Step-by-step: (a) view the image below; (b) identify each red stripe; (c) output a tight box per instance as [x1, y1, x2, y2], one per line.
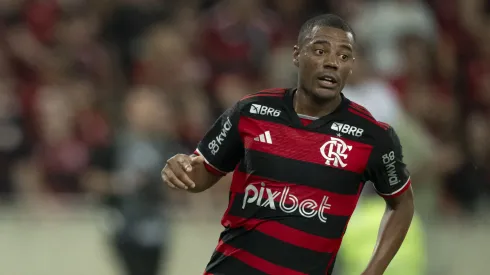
[299, 118, 314, 126]
[194, 150, 226, 176]
[215, 241, 307, 275]
[349, 102, 374, 118]
[326, 183, 364, 273]
[221, 193, 237, 227]
[241, 92, 284, 101]
[231, 171, 360, 216]
[348, 107, 389, 130]
[238, 117, 373, 174]
[225, 215, 342, 253]
[376, 121, 390, 130]
[204, 162, 225, 176]
[259, 88, 287, 94]
[379, 179, 412, 199]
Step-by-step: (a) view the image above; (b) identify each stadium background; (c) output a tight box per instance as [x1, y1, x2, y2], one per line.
[0, 0, 489, 274]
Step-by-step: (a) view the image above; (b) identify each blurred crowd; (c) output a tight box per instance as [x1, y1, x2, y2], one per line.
[1, 0, 490, 219]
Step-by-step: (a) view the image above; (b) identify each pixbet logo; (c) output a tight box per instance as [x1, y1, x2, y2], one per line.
[331, 122, 364, 137]
[382, 151, 400, 186]
[320, 137, 352, 168]
[208, 117, 232, 155]
[242, 183, 331, 223]
[249, 104, 281, 117]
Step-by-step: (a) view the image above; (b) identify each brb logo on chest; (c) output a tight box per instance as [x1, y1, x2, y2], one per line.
[331, 122, 364, 137]
[208, 117, 232, 155]
[320, 137, 352, 168]
[250, 104, 281, 117]
[242, 183, 331, 223]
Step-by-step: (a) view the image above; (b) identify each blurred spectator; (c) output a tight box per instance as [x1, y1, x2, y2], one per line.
[35, 80, 89, 195]
[343, 49, 402, 125]
[467, 32, 490, 110]
[391, 34, 457, 142]
[87, 87, 184, 275]
[441, 111, 490, 215]
[267, 0, 310, 43]
[55, 12, 115, 104]
[0, 75, 27, 202]
[350, 0, 437, 77]
[102, 0, 171, 80]
[134, 24, 212, 146]
[199, 0, 282, 90]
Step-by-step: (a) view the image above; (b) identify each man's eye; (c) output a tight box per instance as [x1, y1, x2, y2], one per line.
[340, 54, 350, 61]
[315, 49, 325, 55]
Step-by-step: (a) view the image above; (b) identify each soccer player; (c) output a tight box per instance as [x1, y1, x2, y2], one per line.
[161, 14, 415, 275]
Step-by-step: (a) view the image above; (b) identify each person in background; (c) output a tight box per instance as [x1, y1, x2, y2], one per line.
[87, 87, 185, 275]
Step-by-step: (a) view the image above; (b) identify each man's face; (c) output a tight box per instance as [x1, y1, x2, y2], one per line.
[293, 26, 355, 101]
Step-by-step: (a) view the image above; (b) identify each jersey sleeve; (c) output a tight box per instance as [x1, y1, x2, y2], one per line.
[194, 103, 244, 176]
[365, 126, 411, 198]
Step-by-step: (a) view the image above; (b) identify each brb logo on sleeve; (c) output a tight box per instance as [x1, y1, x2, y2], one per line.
[208, 117, 232, 155]
[242, 183, 331, 223]
[250, 104, 281, 117]
[320, 137, 352, 168]
[382, 151, 400, 185]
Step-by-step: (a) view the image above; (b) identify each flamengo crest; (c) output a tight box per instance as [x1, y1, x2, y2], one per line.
[320, 137, 352, 168]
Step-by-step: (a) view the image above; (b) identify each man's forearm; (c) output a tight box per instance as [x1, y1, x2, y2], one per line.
[363, 197, 414, 274]
[186, 154, 222, 193]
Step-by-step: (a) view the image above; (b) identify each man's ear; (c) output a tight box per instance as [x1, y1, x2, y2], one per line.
[293, 45, 300, 67]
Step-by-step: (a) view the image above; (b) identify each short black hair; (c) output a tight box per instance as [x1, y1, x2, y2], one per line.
[297, 14, 355, 46]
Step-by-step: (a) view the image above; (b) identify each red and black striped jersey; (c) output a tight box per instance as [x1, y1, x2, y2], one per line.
[195, 88, 411, 275]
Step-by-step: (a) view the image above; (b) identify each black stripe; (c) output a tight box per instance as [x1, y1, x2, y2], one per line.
[228, 193, 350, 239]
[206, 251, 268, 275]
[220, 227, 332, 274]
[239, 149, 363, 195]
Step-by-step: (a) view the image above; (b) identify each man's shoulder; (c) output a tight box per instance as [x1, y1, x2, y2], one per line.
[238, 88, 288, 103]
[235, 88, 289, 112]
[342, 98, 396, 140]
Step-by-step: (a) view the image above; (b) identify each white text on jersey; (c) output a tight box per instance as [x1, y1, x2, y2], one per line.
[250, 104, 281, 117]
[331, 122, 364, 137]
[382, 151, 400, 185]
[208, 117, 232, 155]
[242, 183, 331, 223]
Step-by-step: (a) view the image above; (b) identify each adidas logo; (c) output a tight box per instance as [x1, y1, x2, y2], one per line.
[254, 131, 273, 144]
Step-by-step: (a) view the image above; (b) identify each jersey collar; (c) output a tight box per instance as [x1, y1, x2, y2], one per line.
[283, 88, 350, 129]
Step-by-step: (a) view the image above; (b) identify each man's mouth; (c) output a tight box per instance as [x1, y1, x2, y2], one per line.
[317, 74, 339, 88]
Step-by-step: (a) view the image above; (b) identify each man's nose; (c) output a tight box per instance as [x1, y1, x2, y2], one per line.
[323, 54, 339, 70]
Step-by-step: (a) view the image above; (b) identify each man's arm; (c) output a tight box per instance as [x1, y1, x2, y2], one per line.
[363, 125, 414, 274]
[162, 153, 223, 193]
[162, 103, 243, 193]
[362, 187, 415, 275]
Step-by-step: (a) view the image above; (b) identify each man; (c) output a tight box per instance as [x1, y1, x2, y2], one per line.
[162, 14, 414, 275]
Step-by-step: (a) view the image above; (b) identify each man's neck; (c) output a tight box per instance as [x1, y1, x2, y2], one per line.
[293, 88, 342, 118]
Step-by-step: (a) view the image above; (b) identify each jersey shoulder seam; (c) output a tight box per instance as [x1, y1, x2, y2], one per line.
[239, 88, 287, 102]
[347, 101, 390, 131]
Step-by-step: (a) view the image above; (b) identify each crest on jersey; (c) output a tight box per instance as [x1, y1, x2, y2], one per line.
[320, 137, 352, 168]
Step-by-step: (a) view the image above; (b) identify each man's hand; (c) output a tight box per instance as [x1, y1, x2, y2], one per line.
[161, 154, 205, 190]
